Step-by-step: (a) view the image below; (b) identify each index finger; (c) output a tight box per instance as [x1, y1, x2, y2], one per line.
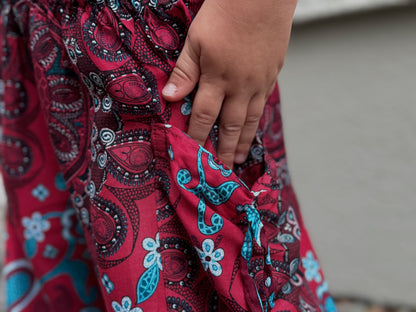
[187, 82, 224, 147]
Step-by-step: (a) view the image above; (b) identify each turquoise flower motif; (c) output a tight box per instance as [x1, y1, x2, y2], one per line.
[143, 232, 163, 271]
[101, 273, 114, 294]
[301, 251, 322, 283]
[195, 238, 224, 277]
[31, 184, 49, 202]
[22, 212, 50, 242]
[112, 296, 142, 312]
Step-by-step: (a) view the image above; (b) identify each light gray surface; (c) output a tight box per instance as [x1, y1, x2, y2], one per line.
[279, 6, 416, 306]
[294, 0, 412, 22]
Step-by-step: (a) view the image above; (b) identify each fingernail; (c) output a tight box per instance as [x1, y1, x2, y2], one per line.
[162, 83, 177, 97]
[235, 154, 246, 164]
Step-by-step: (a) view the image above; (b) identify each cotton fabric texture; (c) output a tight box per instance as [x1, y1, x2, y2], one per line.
[0, 0, 336, 311]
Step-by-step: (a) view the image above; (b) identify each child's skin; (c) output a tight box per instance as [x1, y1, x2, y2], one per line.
[162, 0, 297, 169]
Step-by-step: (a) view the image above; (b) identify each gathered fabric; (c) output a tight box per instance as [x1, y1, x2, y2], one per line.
[0, 0, 336, 311]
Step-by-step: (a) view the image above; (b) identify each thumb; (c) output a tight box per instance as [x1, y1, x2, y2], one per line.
[162, 37, 200, 101]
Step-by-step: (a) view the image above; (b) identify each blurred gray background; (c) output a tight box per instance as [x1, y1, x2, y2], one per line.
[1, 0, 416, 310]
[280, 1, 416, 309]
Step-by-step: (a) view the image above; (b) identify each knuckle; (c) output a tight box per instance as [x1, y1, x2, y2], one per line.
[245, 114, 261, 126]
[193, 109, 217, 126]
[220, 122, 243, 135]
[172, 65, 194, 83]
[242, 75, 262, 90]
[242, 74, 255, 85]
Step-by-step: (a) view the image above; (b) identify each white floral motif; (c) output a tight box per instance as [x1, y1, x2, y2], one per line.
[111, 296, 142, 312]
[142, 232, 163, 270]
[22, 212, 50, 242]
[195, 238, 224, 277]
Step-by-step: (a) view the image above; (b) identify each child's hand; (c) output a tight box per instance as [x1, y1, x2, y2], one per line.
[162, 0, 297, 169]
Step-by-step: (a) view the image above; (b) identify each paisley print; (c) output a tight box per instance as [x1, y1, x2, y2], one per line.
[31, 27, 59, 70]
[82, 6, 132, 66]
[49, 77, 84, 113]
[106, 74, 153, 105]
[91, 196, 128, 258]
[0, 0, 336, 311]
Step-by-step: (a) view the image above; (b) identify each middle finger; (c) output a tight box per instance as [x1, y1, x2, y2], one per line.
[217, 95, 248, 169]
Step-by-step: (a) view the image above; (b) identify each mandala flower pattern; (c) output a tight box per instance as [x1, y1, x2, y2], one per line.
[143, 232, 163, 271]
[195, 238, 224, 277]
[21, 212, 51, 242]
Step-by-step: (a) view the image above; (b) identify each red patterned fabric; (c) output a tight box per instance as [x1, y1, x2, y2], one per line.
[0, 0, 336, 311]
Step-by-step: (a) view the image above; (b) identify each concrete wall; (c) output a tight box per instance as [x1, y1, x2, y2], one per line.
[279, 5, 416, 307]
